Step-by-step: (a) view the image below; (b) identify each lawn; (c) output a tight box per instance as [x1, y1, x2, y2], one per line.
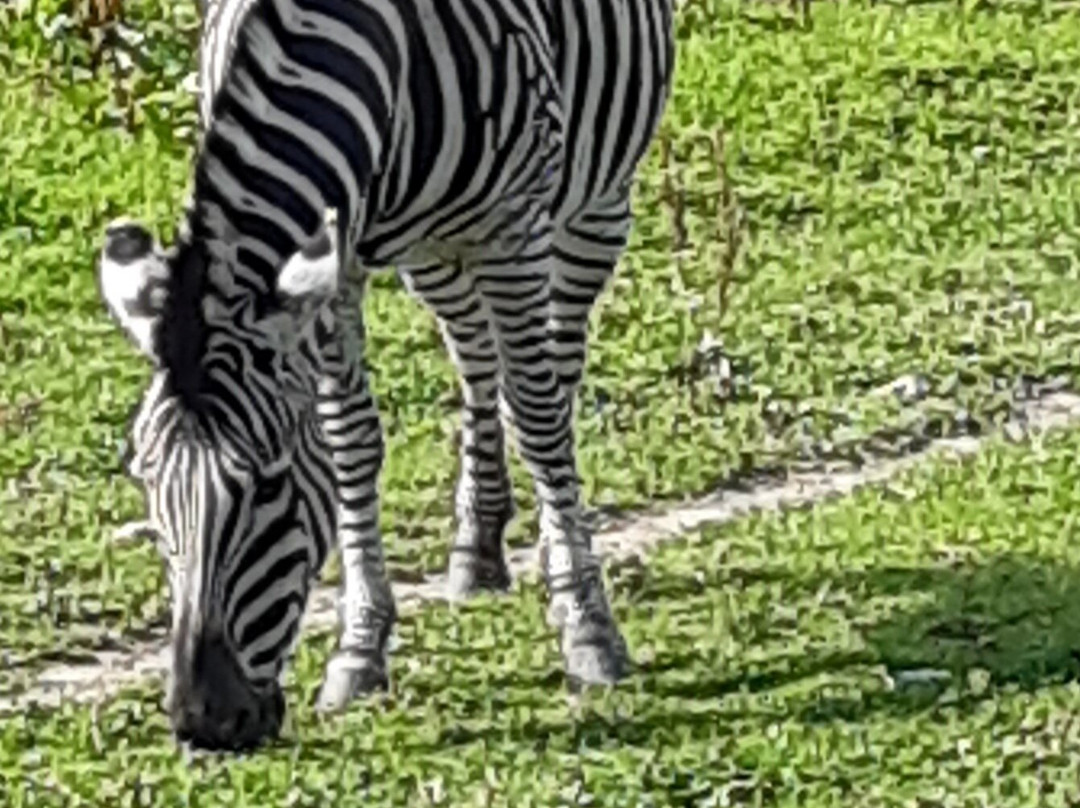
[7, 411, 1080, 805]
[5, 0, 1080, 674]
[3, 0, 1080, 799]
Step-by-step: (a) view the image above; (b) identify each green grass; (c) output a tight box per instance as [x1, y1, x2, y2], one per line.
[8, 417, 1080, 804]
[3, 0, 1080, 688]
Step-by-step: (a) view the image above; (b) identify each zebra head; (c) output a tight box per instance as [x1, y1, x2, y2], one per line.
[97, 208, 344, 750]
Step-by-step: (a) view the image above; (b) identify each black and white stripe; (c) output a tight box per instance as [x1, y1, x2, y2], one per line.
[100, 0, 674, 748]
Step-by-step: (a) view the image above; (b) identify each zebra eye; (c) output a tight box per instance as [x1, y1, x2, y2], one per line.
[123, 436, 155, 481]
[128, 457, 161, 489]
[127, 439, 173, 487]
[126, 455, 147, 482]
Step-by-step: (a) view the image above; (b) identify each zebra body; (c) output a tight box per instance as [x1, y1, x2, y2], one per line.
[98, 0, 674, 749]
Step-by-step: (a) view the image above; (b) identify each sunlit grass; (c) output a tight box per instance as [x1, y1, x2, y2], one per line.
[8, 420, 1080, 805]
[3, 0, 1080, 688]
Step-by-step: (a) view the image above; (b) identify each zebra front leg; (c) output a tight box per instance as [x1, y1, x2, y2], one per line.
[478, 251, 630, 686]
[313, 293, 397, 713]
[400, 262, 514, 600]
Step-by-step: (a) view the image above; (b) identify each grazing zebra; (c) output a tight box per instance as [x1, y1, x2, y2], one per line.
[97, 0, 674, 750]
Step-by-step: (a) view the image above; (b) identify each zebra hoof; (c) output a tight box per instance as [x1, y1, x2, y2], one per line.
[561, 621, 631, 688]
[314, 651, 389, 714]
[445, 549, 513, 602]
[564, 638, 631, 688]
[549, 578, 631, 688]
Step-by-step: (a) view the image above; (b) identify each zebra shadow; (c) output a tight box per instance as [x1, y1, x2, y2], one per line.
[406, 551, 1080, 752]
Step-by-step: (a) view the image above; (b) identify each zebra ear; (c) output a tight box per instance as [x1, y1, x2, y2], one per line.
[98, 220, 170, 363]
[275, 207, 342, 322]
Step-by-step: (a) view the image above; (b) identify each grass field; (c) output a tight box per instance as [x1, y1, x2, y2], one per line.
[8, 412, 1080, 805]
[4, 0, 1080, 802]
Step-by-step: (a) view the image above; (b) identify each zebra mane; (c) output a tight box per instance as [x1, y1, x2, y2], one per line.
[159, 223, 210, 414]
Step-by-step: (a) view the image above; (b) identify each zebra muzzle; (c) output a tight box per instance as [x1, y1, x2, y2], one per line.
[168, 631, 285, 751]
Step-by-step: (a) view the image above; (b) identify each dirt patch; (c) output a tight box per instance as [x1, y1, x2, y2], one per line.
[3, 390, 1079, 714]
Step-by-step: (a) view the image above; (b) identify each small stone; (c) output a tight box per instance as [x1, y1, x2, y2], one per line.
[966, 668, 991, 696]
[1002, 421, 1027, 444]
[893, 668, 951, 689]
[879, 373, 930, 405]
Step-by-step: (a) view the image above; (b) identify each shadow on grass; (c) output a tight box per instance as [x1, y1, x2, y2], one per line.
[75, 535, 1080, 769]
[412, 551, 1080, 753]
[655, 554, 1080, 698]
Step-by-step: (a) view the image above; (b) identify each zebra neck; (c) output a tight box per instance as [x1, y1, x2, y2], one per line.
[186, 0, 402, 288]
[176, 194, 301, 302]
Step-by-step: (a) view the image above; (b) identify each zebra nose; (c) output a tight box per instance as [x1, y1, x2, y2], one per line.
[169, 633, 280, 751]
[173, 701, 263, 751]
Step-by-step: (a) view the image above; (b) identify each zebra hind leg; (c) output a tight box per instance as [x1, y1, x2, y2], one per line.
[313, 291, 398, 713]
[477, 246, 630, 687]
[550, 195, 631, 406]
[399, 262, 515, 600]
[538, 198, 633, 685]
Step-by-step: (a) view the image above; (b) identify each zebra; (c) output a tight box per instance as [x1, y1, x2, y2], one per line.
[97, 0, 675, 750]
